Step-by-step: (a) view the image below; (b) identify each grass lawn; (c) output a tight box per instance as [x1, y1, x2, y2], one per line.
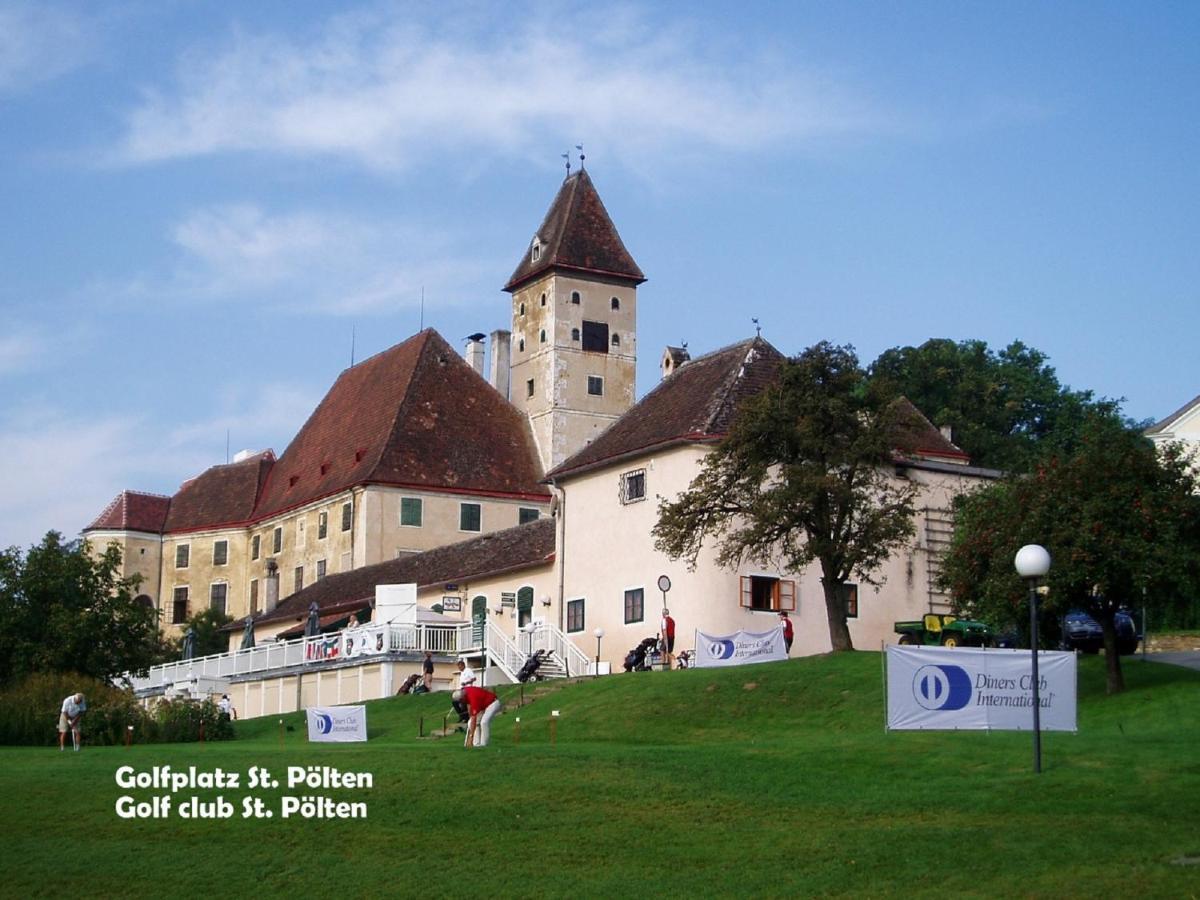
[2, 652, 1198, 898]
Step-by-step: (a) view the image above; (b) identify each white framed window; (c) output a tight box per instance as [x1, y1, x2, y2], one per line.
[518, 507, 540, 525]
[272, 527, 283, 554]
[624, 587, 645, 624]
[566, 597, 586, 633]
[294, 566, 304, 593]
[175, 544, 190, 569]
[251, 535, 260, 560]
[400, 497, 423, 527]
[587, 376, 604, 396]
[342, 502, 353, 532]
[209, 583, 228, 616]
[318, 511, 328, 539]
[620, 469, 646, 504]
[460, 502, 482, 532]
[213, 540, 228, 566]
[317, 559, 327, 580]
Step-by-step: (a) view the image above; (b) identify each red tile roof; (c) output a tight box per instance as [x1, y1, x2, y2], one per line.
[84, 490, 172, 534]
[164, 451, 275, 532]
[547, 337, 970, 481]
[504, 169, 645, 292]
[253, 329, 549, 520]
[548, 337, 785, 480]
[244, 517, 556, 627]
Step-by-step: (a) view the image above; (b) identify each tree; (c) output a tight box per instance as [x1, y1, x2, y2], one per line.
[868, 338, 1124, 473]
[653, 343, 920, 651]
[0, 532, 170, 686]
[173, 608, 233, 659]
[940, 414, 1200, 694]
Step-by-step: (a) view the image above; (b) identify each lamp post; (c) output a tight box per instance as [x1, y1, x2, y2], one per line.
[593, 627, 605, 677]
[1015, 544, 1051, 774]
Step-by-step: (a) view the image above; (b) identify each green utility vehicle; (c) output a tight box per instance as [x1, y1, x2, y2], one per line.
[894, 613, 993, 648]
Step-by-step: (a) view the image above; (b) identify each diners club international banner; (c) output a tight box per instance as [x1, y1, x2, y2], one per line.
[886, 645, 1077, 732]
[693, 628, 788, 668]
[306, 705, 369, 742]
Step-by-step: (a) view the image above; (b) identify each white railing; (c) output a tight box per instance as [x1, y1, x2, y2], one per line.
[528, 622, 592, 678]
[485, 622, 524, 683]
[124, 622, 482, 694]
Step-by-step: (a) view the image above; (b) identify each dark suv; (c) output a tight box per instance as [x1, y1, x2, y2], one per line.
[1061, 609, 1139, 655]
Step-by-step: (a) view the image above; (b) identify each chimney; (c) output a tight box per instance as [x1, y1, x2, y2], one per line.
[661, 345, 691, 380]
[264, 561, 280, 613]
[489, 329, 511, 399]
[939, 425, 953, 442]
[464, 333, 486, 375]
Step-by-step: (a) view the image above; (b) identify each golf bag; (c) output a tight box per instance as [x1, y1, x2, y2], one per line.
[623, 637, 658, 672]
[675, 650, 694, 669]
[517, 649, 548, 683]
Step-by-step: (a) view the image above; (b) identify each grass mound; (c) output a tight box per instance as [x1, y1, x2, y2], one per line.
[2, 653, 1197, 897]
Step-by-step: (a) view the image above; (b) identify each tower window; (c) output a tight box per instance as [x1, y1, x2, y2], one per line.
[581, 320, 609, 354]
[571, 328, 580, 341]
[519, 302, 525, 316]
[526, 379, 534, 398]
[611, 334, 621, 347]
[540, 293, 546, 307]
[587, 376, 604, 396]
[519, 338, 525, 352]
[611, 297, 620, 310]
[539, 329, 546, 343]
[571, 291, 581, 304]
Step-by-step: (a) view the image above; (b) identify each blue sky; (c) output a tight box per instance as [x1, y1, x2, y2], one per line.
[2, 1, 1197, 551]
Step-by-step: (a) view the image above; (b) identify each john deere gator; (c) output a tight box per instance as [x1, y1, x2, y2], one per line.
[894, 613, 992, 648]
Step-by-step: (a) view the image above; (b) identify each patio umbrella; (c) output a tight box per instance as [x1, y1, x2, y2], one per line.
[181, 627, 196, 660]
[240, 615, 256, 650]
[304, 601, 321, 638]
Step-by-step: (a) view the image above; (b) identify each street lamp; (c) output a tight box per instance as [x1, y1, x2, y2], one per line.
[592, 627, 605, 677]
[1015, 544, 1051, 774]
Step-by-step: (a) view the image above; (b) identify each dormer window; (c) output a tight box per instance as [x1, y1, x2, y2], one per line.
[531, 239, 542, 263]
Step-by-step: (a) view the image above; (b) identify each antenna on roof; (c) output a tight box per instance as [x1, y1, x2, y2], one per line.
[420, 286, 425, 331]
[225, 429, 230, 464]
[350, 325, 356, 367]
[562, 151, 570, 176]
[752, 317, 761, 338]
[576, 144, 585, 169]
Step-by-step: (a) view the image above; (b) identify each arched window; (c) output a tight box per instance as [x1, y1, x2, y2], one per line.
[611, 333, 620, 347]
[518, 338, 525, 352]
[539, 329, 546, 343]
[571, 328, 580, 341]
[571, 291, 581, 304]
[611, 297, 620, 310]
[519, 302, 525, 316]
[540, 293, 547, 307]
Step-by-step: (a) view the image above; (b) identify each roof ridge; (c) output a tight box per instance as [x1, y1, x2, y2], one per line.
[701, 337, 782, 434]
[1147, 392, 1200, 434]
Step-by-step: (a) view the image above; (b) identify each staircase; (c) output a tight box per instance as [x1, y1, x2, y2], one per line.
[923, 507, 956, 615]
[481, 620, 590, 683]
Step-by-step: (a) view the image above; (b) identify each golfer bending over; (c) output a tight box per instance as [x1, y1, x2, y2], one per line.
[58, 692, 86, 751]
[453, 685, 501, 748]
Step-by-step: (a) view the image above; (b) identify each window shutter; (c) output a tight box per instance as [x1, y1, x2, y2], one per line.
[739, 576, 752, 608]
[778, 579, 796, 611]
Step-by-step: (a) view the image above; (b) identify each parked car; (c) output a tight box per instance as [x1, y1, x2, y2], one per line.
[1061, 609, 1140, 655]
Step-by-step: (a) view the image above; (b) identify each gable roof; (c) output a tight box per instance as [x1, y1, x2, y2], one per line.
[547, 337, 970, 482]
[504, 169, 645, 292]
[84, 490, 172, 534]
[252, 329, 549, 520]
[547, 337, 785, 480]
[1146, 393, 1200, 436]
[244, 517, 556, 627]
[164, 451, 275, 533]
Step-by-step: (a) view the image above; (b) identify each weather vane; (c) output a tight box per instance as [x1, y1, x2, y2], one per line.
[576, 143, 585, 169]
[752, 317, 761, 337]
[562, 151, 570, 176]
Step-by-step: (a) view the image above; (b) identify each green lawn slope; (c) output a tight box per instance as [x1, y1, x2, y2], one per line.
[2, 653, 1197, 898]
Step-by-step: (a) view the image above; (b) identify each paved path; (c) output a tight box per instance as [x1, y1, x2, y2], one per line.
[1143, 651, 1200, 672]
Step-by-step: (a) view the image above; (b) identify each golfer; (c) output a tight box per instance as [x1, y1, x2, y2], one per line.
[451, 660, 476, 723]
[58, 692, 86, 751]
[454, 685, 501, 748]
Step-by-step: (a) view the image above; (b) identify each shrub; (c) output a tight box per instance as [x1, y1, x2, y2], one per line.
[0, 672, 150, 747]
[151, 697, 234, 743]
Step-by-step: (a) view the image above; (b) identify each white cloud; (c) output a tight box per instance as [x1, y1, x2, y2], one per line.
[104, 203, 491, 314]
[113, 7, 894, 171]
[0, 3, 93, 94]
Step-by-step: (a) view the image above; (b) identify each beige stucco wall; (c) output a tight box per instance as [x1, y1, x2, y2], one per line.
[160, 525, 251, 634]
[555, 446, 989, 668]
[510, 271, 637, 470]
[85, 531, 164, 610]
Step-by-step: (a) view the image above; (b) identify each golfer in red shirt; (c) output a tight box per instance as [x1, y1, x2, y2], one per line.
[453, 685, 502, 747]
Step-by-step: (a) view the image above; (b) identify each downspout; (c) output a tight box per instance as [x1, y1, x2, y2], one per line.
[555, 484, 566, 633]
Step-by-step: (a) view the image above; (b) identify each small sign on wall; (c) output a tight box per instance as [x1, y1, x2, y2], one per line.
[441, 595, 462, 612]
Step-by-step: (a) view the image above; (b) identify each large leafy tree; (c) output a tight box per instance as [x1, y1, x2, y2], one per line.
[940, 415, 1200, 693]
[0, 532, 169, 686]
[173, 608, 233, 659]
[653, 343, 919, 651]
[868, 338, 1123, 473]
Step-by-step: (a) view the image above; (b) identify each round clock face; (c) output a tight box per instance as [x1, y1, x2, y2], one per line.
[657, 575, 671, 593]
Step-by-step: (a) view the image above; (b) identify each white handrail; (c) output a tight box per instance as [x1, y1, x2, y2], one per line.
[484, 622, 524, 683]
[529, 622, 592, 678]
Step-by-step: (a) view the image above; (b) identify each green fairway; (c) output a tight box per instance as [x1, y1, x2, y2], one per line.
[3, 653, 1198, 898]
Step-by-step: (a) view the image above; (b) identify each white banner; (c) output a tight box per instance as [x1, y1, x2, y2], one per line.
[886, 645, 1076, 732]
[306, 705, 368, 742]
[694, 628, 788, 668]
